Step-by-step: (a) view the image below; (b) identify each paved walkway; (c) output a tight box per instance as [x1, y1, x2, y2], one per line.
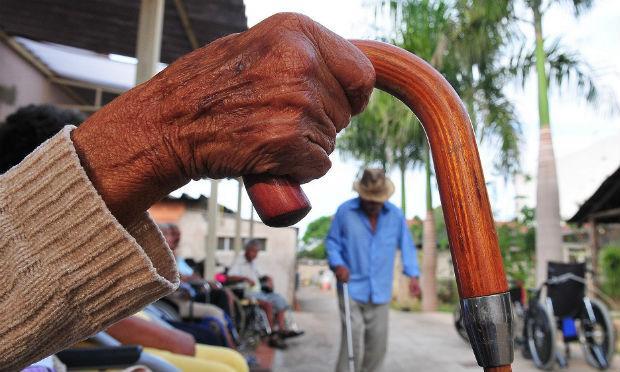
[274, 286, 617, 372]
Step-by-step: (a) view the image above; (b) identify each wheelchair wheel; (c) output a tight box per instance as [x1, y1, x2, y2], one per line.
[453, 305, 469, 342]
[151, 300, 182, 322]
[230, 294, 246, 335]
[526, 301, 556, 370]
[512, 301, 526, 348]
[580, 298, 616, 370]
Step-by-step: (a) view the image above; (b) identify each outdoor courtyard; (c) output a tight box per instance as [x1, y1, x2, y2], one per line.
[275, 286, 619, 372]
[1, 0, 619, 371]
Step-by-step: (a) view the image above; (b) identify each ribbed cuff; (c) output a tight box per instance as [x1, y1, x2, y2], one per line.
[0, 126, 179, 370]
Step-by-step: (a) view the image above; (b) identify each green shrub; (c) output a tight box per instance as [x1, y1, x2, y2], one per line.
[600, 245, 620, 299]
[437, 278, 459, 305]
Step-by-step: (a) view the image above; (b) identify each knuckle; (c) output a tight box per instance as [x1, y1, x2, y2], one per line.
[285, 43, 319, 76]
[350, 65, 375, 94]
[269, 12, 309, 25]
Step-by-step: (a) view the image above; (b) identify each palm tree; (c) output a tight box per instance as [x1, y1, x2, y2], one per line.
[338, 89, 425, 215]
[381, 0, 522, 310]
[509, 0, 613, 283]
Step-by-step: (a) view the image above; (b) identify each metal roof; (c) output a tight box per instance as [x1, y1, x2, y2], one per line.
[568, 165, 620, 224]
[163, 193, 235, 214]
[0, 0, 247, 64]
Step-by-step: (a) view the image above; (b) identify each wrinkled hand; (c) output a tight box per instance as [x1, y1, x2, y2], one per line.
[72, 13, 375, 225]
[334, 265, 350, 283]
[409, 276, 421, 298]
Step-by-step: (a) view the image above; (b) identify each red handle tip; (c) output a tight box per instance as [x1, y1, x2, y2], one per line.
[243, 175, 311, 227]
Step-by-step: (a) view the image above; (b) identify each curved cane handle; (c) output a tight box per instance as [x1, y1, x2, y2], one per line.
[245, 40, 512, 371]
[355, 42, 513, 370]
[350, 40, 508, 298]
[245, 40, 508, 297]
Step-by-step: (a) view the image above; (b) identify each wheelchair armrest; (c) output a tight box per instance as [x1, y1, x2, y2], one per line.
[56, 346, 142, 368]
[224, 278, 247, 286]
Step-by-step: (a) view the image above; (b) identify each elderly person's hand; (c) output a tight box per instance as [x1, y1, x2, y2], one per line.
[71, 13, 374, 225]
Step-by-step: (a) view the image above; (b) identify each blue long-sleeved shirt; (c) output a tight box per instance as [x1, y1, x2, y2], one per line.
[326, 197, 420, 304]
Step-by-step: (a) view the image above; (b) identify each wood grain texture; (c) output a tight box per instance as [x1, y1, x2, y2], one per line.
[244, 40, 508, 298]
[0, 0, 247, 64]
[243, 174, 311, 227]
[351, 40, 508, 299]
[485, 366, 512, 372]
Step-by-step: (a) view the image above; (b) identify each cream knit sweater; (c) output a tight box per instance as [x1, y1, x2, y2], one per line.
[0, 127, 179, 370]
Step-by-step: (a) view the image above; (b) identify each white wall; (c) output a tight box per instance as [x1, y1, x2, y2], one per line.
[175, 208, 299, 303]
[0, 42, 74, 121]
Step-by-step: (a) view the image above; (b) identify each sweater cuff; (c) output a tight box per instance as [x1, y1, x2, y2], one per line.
[0, 126, 179, 370]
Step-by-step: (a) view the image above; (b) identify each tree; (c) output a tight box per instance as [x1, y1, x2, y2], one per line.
[497, 206, 536, 284]
[600, 245, 620, 300]
[409, 207, 449, 250]
[298, 216, 332, 259]
[380, 0, 522, 310]
[338, 89, 425, 215]
[508, 0, 614, 283]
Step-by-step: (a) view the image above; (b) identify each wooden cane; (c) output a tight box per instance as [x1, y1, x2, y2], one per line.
[244, 40, 513, 371]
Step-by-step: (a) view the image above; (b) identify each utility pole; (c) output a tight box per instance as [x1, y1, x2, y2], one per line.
[234, 178, 243, 254]
[135, 0, 164, 85]
[205, 179, 219, 279]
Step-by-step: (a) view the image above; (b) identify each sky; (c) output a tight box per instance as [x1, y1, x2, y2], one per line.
[173, 0, 620, 236]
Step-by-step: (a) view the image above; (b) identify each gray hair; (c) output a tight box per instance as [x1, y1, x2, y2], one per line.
[244, 239, 261, 251]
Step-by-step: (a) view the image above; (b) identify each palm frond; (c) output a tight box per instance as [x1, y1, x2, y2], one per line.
[552, 0, 594, 17]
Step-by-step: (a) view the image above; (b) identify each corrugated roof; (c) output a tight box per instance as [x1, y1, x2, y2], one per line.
[0, 0, 247, 64]
[568, 165, 620, 224]
[163, 193, 235, 214]
[15, 37, 159, 91]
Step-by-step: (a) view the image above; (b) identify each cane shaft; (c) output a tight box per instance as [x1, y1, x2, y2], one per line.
[485, 367, 512, 372]
[350, 40, 507, 298]
[343, 283, 355, 372]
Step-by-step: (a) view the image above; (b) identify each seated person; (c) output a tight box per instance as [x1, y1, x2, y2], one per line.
[107, 315, 248, 372]
[159, 223, 238, 347]
[228, 240, 304, 347]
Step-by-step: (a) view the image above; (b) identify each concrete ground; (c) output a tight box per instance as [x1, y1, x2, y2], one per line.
[274, 286, 618, 372]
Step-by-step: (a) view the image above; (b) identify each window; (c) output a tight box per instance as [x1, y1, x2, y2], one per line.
[217, 237, 231, 251]
[216, 237, 267, 251]
[243, 238, 267, 251]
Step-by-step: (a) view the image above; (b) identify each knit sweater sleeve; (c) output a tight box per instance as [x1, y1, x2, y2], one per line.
[0, 126, 179, 370]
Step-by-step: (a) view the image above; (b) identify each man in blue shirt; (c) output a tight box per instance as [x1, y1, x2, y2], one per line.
[327, 168, 421, 372]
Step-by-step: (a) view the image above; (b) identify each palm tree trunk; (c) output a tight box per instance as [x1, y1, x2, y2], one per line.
[421, 145, 438, 311]
[533, 3, 563, 284]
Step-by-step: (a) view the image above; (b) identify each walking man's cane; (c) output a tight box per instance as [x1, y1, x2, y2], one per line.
[343, 282, 355, 372]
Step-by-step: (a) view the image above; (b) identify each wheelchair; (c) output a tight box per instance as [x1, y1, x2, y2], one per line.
[523, 262, 616, 370]
[224, 282, 272, 349]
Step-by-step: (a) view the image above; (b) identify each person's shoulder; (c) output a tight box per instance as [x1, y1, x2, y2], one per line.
[384, 201, 405, 217]
[230, 255, 244, 267]
[337, 198, 359, 211]
[333, 198, 358, 218]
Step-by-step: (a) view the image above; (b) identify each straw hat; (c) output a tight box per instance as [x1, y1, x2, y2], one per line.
[353, 168, 395, 203]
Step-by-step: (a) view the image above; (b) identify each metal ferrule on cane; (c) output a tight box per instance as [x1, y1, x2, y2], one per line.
[461, 292, 514, 368]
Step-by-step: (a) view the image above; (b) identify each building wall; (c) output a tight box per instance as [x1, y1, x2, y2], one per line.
[149, 202, 299, 303]
[297, 259, 330, 285]
[0, 42, 75, 121]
